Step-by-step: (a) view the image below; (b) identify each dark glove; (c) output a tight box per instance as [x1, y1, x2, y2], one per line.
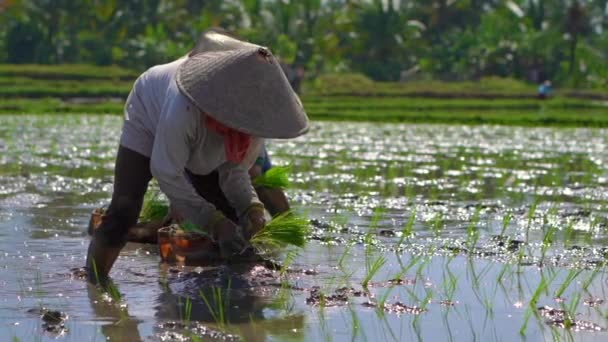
[241, 203, 266, 240]
[211, 214, 249, 259]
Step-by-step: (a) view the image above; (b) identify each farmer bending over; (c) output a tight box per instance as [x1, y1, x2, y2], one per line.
[86, 30, 309, 281]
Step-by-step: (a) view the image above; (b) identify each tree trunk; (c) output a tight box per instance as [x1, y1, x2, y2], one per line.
[569, 34, 578, 76]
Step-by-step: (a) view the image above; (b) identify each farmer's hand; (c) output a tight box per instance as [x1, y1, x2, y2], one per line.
[212, 216, 249, 259]
[242, 204, 266, 240]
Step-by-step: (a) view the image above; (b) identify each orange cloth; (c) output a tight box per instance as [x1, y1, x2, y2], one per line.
[205, 115, 252, 163]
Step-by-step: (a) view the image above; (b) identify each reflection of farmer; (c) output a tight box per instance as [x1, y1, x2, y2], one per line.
[86, 29, 309, 282]
[537, 80, 553, 99]
[154, 263, 305, 341]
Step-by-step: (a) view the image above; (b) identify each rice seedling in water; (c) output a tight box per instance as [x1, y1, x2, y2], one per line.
[431, 212, 444, 237]
[499, 211, 512, 236]
[199, 280, 231, 329]
[347, 304, 363, 341]
[338, 243, 353, 273]
[362, 255, 386, 288]
[179, 296, 193, 325]
[525, 197, 540, 242]
[465, 207, 481, 251]
[252, 166, 291, 188]
[396, 209, 416, 249]
[520, 270, 559, 334]
[250, 212, 310, 249]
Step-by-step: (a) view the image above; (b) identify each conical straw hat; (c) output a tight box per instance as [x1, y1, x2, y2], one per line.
[176, 31, 309, 139]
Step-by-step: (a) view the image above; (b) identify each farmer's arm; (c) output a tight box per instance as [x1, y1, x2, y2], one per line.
[217, 138, 264, 218]
[150, 96, 218, 229]
[218, 138, 266, 238]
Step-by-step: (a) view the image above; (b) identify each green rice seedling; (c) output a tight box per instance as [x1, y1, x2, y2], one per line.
[520, 270, 559, 334]
[362, 255, 386, 288]
[279, 250, 298, 278]
[554, 269, 583, 300]
[564, 220, 576, 245]
[420, 287, 434, 311]
[557, 291, 583, 330]
[465, 207, 481, 251]
[140, 190, 169, 222]
[370, 207, 385, 230]
[525, 197, 540, 242]
[178, 296, 193, 325]
[338, 243, 354, 276]
[106, 280, 123, 303]
[495, 263, 511, 290]
[400, 253, 425, 275]
[539, 210, 558, 265]
[499, 211, 512, 236]
[431, 212, 444, 237]
[253, 166, 291, 188]
[180, 221, 210, 236]
[582, 269, 600, 291]
[347, 304, 364, 341]
[250, 212, 310, 249]
[199, 280, 231, 329]
[396, 209, 416, 248]
[269, 282, 295, 313]
[441, 265, 459, 302]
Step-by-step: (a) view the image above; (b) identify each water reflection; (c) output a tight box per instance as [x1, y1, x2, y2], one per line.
[3, 116, 608, 340]
[154, 262, 306, 341]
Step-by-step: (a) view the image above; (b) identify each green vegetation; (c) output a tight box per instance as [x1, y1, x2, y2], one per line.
[1, 65, 607, 126]
[253, 166, 291, 189]
[250, 212, 310, 249]
[140, 190, 169, 222]
[2, 1, 608, 89]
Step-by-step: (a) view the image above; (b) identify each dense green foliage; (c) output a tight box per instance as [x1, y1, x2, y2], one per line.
[1, 65, 607, 127]
[1, 0, 607, 88]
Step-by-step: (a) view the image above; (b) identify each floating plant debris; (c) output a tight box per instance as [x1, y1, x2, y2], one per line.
[306, 287, 349, 307]
[583, 297, 605, 307]
[363, 300, 427, 315]
[546, 319, 605, 332]
[156, 321, 240, 341]
[537, 306, 568, 319]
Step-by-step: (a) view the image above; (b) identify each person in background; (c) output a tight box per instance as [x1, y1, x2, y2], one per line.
[86, 28, 309, 282]
[538, 80, 553, 99]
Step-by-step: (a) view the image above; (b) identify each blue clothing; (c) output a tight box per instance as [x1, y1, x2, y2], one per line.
[255, 146, 273, 173]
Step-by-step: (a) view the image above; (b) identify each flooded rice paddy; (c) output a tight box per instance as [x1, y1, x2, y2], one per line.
[2, 115, 608, 341]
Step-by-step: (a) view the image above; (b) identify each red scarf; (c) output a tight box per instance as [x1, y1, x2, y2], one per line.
[205, 115, 252, 163]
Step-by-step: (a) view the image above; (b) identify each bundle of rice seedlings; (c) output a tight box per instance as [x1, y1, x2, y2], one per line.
[180, 221, 211, 237]
[140, 190, 169, 222]
[253, 166, 291, 189]
[250, 212, 310, 249]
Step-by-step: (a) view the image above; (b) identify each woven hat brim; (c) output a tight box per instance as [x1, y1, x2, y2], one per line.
[177, 48, 309, 139]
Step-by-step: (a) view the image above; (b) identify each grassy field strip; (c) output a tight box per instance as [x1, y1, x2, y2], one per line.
[0, 64, 138, 80]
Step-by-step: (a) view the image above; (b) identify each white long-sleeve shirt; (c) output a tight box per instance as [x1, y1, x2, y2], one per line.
[120, 57, 262, 228]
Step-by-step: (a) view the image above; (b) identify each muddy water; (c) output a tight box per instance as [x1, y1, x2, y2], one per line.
[2, 115, 608, 341]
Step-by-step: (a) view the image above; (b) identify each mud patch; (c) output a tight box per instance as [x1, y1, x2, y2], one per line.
[27, 307, 68, 336]
[363, 300, 426, 315]
[156, 321, 240, 341]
